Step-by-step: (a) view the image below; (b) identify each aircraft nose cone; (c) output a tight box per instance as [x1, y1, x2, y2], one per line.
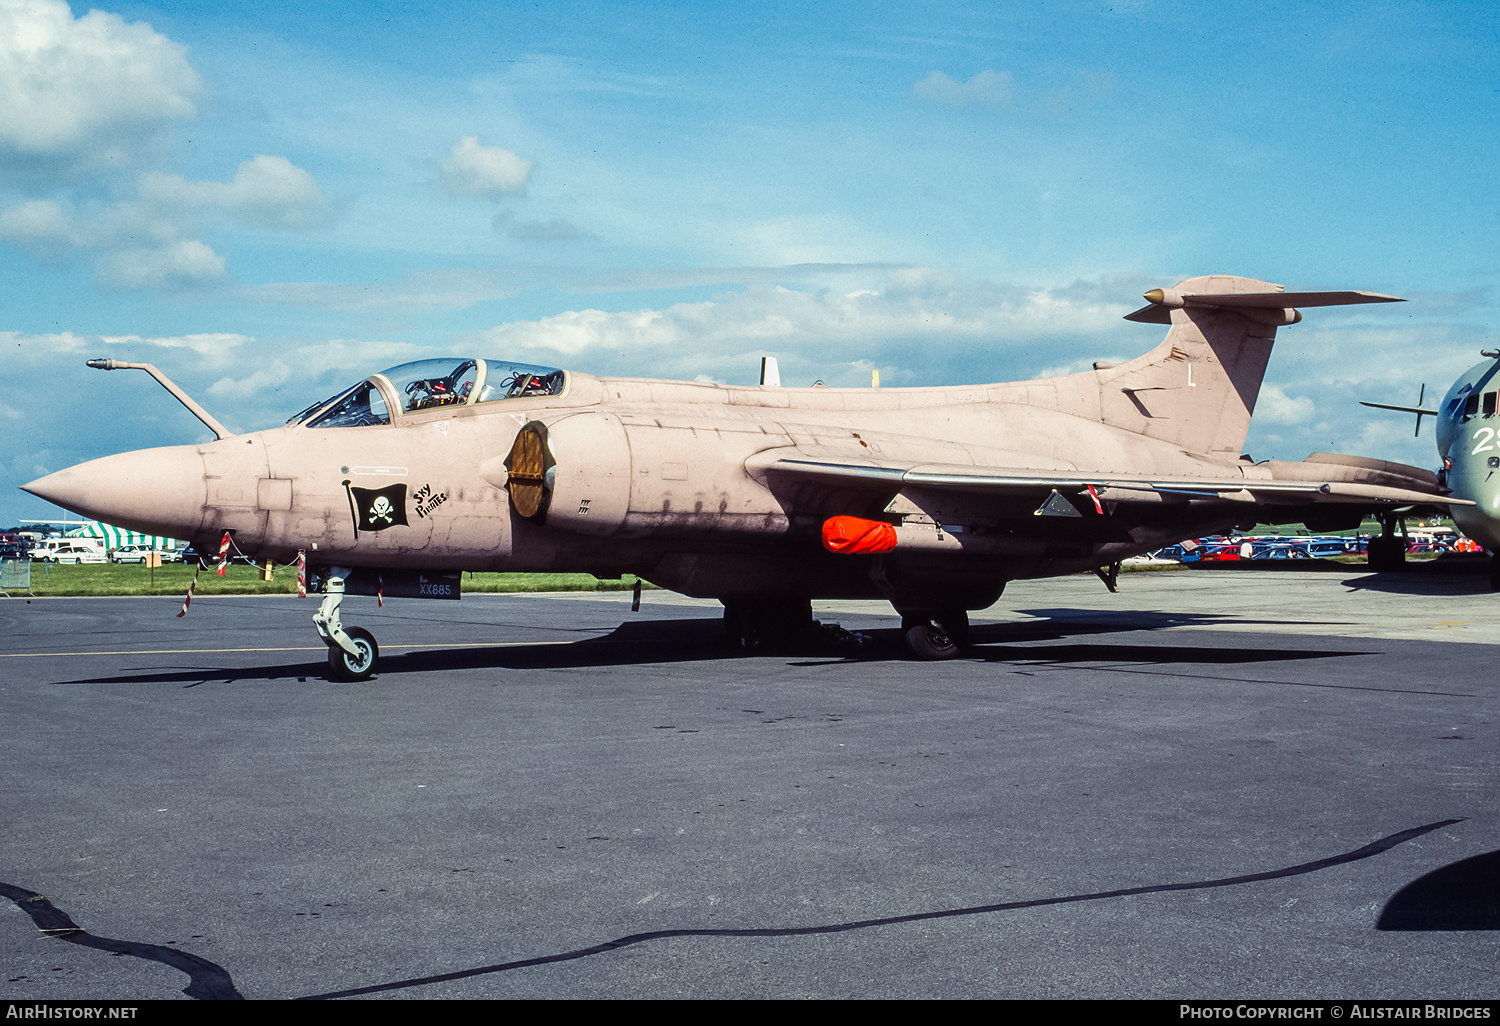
[22, 445, 207, 539]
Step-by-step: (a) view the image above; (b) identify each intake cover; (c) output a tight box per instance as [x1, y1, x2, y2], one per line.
[504, 414, 632, 535]
[504, 421, 554, 520]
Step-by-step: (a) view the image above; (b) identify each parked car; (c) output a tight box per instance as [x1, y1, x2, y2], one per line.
[1303, 537, 1359, 558]
[110, 544, 155, 563]
[42, 542, 108, 564]
[1195, 538, 1244, 561]
[1247, 541, 1291, 559]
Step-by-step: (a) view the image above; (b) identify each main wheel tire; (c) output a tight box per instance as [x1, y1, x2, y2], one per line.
[327, 626, 379, 681]
[722, 602, 753, 650]
[1489, 556, 1500, 593]
[936, 609, 970, 649]
[1367, 535, 1406, 572]
[722, 598, 815, 653]
[902, 615, 961, 661]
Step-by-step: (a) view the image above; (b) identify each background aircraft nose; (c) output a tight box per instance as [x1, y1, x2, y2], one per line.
[22, 445, 208, 539]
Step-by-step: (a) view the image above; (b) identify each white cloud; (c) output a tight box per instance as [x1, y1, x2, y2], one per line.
[0, 0, 200, 170]
[1242, 318, 1494, 464]
[0, 155, 334, 289]
[139, 155, 338, 230]
[0, 197, 77, 254]
[438, 136, 532, 196]
[3, 329, 248, 360]
[206, 363, 290, 400]
[93, 239, 226, 290]
[0, 6, 333, 290]
[0, 194, 176, 253]
[912, 70, 1013, 107]
[461, 269, 1139, 387]
[97, 332, 248, 367]
[0, 329, 90, 355]
[1254, 383, 1316, 425]
[472, 273, 1126, 359]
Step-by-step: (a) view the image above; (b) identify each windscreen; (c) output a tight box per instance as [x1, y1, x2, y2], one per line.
[305, 381, 391, 428]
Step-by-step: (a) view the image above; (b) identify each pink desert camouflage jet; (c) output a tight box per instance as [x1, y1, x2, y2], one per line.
[24, 274, 1463, 678]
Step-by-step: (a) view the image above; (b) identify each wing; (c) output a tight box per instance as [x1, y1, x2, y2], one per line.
[753, 451, 1466, 509]
[1359, 401, 1439, 416]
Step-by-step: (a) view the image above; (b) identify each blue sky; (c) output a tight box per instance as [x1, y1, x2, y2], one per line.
[3, 0, 1497, 525]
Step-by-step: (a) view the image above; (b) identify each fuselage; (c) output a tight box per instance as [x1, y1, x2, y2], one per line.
[25, 365, 1258, 601]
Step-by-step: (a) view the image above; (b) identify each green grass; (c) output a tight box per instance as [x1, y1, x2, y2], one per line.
[7, 562, 654, 598]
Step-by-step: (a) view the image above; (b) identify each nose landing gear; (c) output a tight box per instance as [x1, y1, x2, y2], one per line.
[313, 575, 380, 681]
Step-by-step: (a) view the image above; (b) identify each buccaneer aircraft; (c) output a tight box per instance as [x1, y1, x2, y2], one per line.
[24, 274, 1462, 677]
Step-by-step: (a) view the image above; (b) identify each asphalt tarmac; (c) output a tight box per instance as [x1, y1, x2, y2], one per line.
[3, 560, 1497, 1000]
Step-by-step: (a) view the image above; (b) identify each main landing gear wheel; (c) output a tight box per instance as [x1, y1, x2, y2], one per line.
[722, 598, 815, 652]
[1489, 556, 1500, 593]
[901, 610, 968, 661]
[1366, 534, 1406, 572]
[327, 626, 379, 682]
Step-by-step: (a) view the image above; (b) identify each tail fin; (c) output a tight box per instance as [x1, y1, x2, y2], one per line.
[1088, 275, 1400, 458]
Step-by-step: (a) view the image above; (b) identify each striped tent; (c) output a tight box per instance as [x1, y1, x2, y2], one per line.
[66, 522, 184, 550]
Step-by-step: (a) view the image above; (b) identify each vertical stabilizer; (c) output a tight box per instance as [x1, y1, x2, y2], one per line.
[1096, 275, 1285, 457]
[1072, 275, 1400, 458]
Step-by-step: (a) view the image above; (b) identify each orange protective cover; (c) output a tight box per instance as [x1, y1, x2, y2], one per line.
[821, 516, 898, 554]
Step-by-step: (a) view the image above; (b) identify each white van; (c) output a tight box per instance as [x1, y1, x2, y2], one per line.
[31, 539, 107, 564]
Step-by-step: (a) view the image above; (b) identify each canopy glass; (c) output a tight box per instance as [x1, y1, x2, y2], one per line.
[294, 358, 566, 428]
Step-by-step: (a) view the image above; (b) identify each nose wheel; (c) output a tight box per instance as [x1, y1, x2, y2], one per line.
[327, 626, 379, 681]
[313, 575, 381, 681]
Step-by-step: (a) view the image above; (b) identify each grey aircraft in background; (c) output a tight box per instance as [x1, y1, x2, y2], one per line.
[1364, 351, 1500, 587]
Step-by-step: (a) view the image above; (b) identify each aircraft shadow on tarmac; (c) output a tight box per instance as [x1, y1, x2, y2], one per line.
[0, 881, 243, 1000]
[58, 611, 1366, 688]
[1341, 554, 1496, 596]
[1377, 850, 1500, 930]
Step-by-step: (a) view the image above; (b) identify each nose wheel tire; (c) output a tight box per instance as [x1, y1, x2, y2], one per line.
[327, 626, 379, 681]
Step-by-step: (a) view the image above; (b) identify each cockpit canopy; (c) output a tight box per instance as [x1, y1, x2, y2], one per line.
[291, 358, 566, 428]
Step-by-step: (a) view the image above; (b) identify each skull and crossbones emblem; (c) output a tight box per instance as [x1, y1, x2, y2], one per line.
[369, 495, 395, 525]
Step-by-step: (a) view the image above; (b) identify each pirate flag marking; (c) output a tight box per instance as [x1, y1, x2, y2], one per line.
[348, 482, 409, 534]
